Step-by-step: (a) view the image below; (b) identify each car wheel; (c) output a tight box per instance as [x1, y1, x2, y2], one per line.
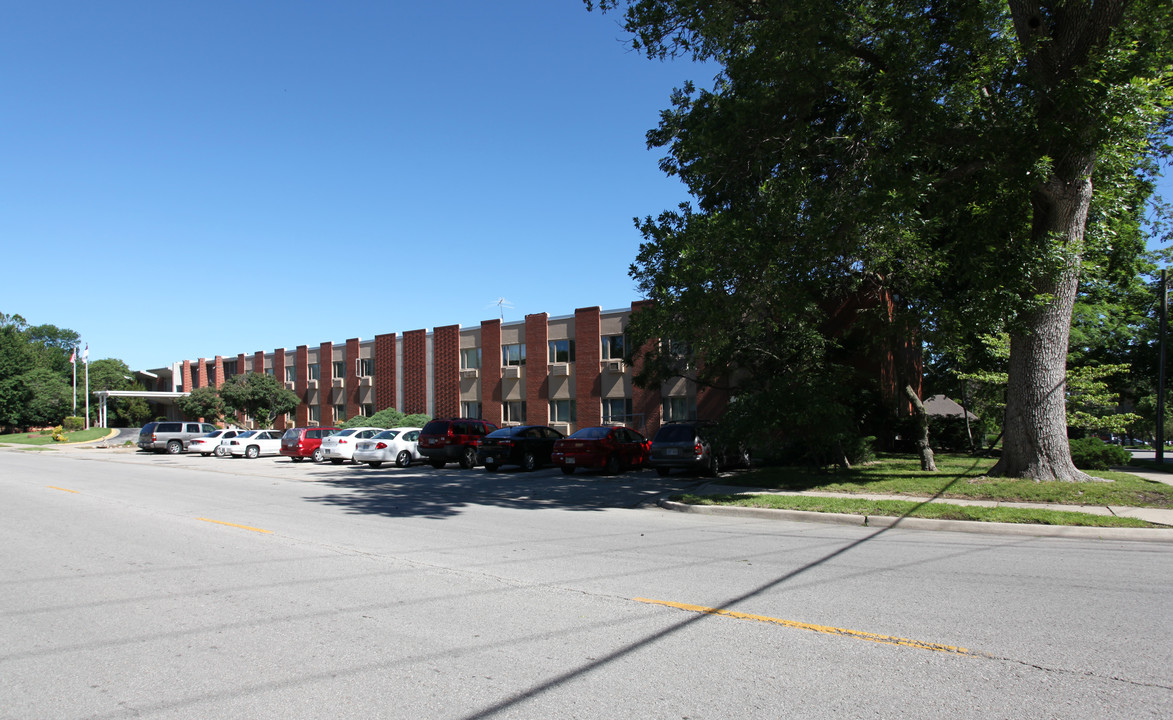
[291, 456, 304, 463]
[214, 446, 227, 457]
[605, 454, 621, 475]
[459, 446, 476, 469]
[560, 465, 576, 475]
[312, 448, 324, 463]
[395, 450, 412, 468]
[430, 459, 446, 470]
[368, 461, 382, 468]
[200, 452, 210, 457]
[521, 452, 537, 472]
[656, 466, 671, 477]
[166, 440, 182, 454]
[245, 445, 260, 459]
[707, 454, 721, 477]
[331, 458, 343, 465]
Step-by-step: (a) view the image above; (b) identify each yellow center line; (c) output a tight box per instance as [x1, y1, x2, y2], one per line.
[47, 486, 78, 493]
[634, 597, 981, 656]
[197, 517, 273, 534]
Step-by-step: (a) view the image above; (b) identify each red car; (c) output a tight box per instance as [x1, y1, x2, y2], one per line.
[551, 426, 651, 475]
[279, 426, 341, 463]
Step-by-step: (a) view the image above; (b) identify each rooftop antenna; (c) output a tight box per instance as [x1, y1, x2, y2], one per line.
[487, 297, 514, 321]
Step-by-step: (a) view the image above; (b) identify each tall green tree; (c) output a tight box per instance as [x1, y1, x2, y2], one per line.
[588, 0, 1172, 480]
[176, 386, 227, 424]
[0, 367, 72, 429]
[218, 372, 300, 429]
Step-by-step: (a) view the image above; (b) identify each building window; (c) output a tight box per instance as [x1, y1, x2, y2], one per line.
[308, 363, 320, 381]
[285, 366, 296, 383]
[264, 367, 275, 376]
[602, 398, 633, 425]
[223, 360, 238, 377]
[461, 401, 482, 419]
[601, 335, 626, 360]
[461, 348, 481, 370]
[356, 358, 372, 377]
[549, 399, 576, 423]
[502, 344, 526, 367]
[663, 396, 696, 422]
[308, 405, 320, 423]
[332, 361, 345, 380]
[361, 403, 374, 417]
[503, 401, 527, 423]
[548, 339, 575, 363]
[334, 404, 346, 422]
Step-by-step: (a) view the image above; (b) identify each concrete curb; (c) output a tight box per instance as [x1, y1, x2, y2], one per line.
[657, 499, 1173, 543]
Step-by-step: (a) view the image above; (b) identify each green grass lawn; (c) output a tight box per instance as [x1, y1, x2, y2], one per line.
[0, 428, 113, 446]
[715, 453, 1173, 508]
[672, 493, 1156, 527]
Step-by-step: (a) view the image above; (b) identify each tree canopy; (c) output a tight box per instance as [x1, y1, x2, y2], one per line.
[218, 372, 301, 429]
[587, 0, 1173, 479]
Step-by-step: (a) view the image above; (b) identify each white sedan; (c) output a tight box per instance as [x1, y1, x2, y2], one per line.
[319, 426, 383, 464]
[353, 427, 423, 468]
[227, 430, 284, 458]
[189, 429, 247, 457]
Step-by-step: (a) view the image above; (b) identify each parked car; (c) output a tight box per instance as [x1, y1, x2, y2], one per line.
[648, 421, 748, 477]
[352, 427, 423, 468]
[418, 418, 499, 469]
[319, 427, 383, 464]
[551, 426, 651, 475]
[477, 425, 565, 472]
[227, 430, 284, 458]
[137, 421, 219, 454]
[188, 429, 245, 457]
[279, 426, 341, 462]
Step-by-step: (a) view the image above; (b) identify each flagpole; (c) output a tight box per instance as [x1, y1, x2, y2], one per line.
[72, 347, 77, 416]
[84, 344, 90, 430]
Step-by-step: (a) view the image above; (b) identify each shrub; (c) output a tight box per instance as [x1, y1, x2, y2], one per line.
[52, 425, 67, 442]
[1069, 437, 1131, 470]
[63, 416, 84, 431]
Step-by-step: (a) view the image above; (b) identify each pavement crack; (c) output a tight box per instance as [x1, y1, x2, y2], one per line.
[989, 654, 1173, 691]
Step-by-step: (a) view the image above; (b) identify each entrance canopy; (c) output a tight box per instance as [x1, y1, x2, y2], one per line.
[92, 390, 190, 428]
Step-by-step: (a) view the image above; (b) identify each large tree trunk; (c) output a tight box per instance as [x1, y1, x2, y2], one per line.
[990, 168, 1096, 482]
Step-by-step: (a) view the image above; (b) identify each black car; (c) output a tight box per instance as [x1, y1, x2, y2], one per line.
[648, 421, 747, 477]
[477, 425, 565, 472]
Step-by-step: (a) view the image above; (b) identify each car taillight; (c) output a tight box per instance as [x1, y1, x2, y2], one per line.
[152, 434, 157, 441]
[375, 442, 387, 449]
[339, 439, 347, 444]
[694, 442, 703, 458]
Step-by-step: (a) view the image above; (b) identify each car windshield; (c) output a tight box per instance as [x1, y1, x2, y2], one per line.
[198, 431, 221, 438]
[236, 431, 257, 438]
[654, 425, 695, 443]
[421, 421, 450, 435]
[486, 427, 524, 438]
[373, 430, 400, 439]
[336, 429, 359, 437]
[281, 429, 300, 439]
[569, 427, 610, 440]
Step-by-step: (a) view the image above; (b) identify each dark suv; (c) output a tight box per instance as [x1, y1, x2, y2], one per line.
[418, 418, 499, 469]
[648, 421, 747, 477]
[279, 426, 341, 463]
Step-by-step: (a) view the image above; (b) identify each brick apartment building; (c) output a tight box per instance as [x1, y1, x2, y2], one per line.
[144, 302, 728, 438]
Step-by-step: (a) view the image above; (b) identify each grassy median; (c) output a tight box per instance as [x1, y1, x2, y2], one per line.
[0, 428, 113, 446]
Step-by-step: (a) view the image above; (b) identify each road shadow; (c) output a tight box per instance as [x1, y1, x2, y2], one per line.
[301, 464, 713, 519]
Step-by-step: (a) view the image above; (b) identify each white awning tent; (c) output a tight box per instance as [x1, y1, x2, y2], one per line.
[91, 390, 189, 428]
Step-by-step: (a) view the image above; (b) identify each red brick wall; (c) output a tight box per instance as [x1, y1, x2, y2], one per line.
[319, 342, 334, 426]
[196, 358, 207, 389]
[346, 338, 361, 420]
[253, 351, 264, 375]
[574, 307, 602, 427]
[433, 325, 460, 419]
[525, 313, 549, 426]
[374, 333, 397, 412]
[629, 300, 662, 438]
[403, 329, 427, 416]
[236, 352, 246, 378]
[295, 345, 309, 426]
[182, 360, 193, 393]
[214, 356, 225, 388]
[480, 320, 501, 425]
[273, 348, 287, 430]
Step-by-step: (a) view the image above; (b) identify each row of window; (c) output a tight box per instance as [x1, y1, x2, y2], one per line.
[461, 336, 627, 370]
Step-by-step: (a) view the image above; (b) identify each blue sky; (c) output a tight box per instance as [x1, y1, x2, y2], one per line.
[2, 1, 1170, 372]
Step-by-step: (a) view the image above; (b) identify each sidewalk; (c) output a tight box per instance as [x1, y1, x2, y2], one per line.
[666, 467, 1173, 543]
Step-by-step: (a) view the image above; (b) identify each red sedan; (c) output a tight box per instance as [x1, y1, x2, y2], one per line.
[551, 426, 651, 475]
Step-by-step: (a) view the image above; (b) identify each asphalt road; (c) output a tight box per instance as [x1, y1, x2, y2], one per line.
[2, 448, 1171, 719]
